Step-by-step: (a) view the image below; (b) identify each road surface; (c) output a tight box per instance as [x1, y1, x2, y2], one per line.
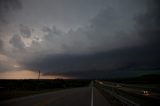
[97, 81, 160, 99]
[0, 87, 111, 106]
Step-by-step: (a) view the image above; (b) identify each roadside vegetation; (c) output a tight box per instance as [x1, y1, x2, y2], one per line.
[0, 79, 90, 101]
[95, 74, 160, 106]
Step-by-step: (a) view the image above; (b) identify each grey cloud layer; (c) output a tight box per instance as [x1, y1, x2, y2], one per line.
[9, 34, 25, 50]
[19, 24, 32, 38]
[0, 0, 22, 25]
[0, 0, 160, 78]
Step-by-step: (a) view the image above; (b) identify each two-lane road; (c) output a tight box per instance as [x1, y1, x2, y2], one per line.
[0, 87, 111, 106]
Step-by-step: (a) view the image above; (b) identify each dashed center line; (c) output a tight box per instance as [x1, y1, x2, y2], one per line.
[91, 87, 94, 106]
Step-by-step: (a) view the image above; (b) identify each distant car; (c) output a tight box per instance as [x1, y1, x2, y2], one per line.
[99, 81, 103, 85]
[143, 90, 150, 95]
[116, 84, 122, 88]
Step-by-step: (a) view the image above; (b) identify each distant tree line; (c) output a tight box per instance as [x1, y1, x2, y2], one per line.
[0, 79, 91, 91]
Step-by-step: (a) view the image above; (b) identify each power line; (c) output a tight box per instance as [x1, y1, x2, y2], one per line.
[38, 70, 40, 80]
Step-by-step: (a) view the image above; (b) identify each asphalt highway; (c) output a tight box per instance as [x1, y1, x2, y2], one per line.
[0, 87, 111, 106]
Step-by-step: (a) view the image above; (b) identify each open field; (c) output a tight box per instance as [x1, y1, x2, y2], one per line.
[0, 79, 90, 101]
[0, 75, 160, 106]
[0, 81, 112, 106]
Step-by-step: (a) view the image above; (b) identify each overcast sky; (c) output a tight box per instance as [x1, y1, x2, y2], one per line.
[0, 0, 160, 79]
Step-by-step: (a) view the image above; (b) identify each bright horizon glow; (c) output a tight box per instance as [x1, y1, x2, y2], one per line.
[0, 70, 69, 79]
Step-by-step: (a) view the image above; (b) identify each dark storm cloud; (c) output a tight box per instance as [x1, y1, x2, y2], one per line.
[9, 34, 25, 50]
[0, 0, 22, 55]
[19, 24, 32, 38]
[42, 26, 63, 37]
[22, 45, 160, 78]
[0, 0, 22, 24]
[60, 1, 145, 53]
[136, 0, 160, 46]
[0, 39, 3, 51]
[1, 0, 160, 78]
[18, 0, 160, 78]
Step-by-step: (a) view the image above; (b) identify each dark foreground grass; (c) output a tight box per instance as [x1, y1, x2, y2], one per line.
[0, 79, 90, 101]
[0, 88, 65, 101]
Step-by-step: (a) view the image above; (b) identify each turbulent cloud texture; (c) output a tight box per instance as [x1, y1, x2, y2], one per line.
[0, 0, 160, 78]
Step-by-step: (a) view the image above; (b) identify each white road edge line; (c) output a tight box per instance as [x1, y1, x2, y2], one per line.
[91, 86, 93, 106]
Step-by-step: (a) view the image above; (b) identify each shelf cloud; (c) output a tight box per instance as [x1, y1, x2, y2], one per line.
[0, 0, 160, 79]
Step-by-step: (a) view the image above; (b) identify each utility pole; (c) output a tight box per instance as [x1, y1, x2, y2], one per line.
[38, 70, 40, 80]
